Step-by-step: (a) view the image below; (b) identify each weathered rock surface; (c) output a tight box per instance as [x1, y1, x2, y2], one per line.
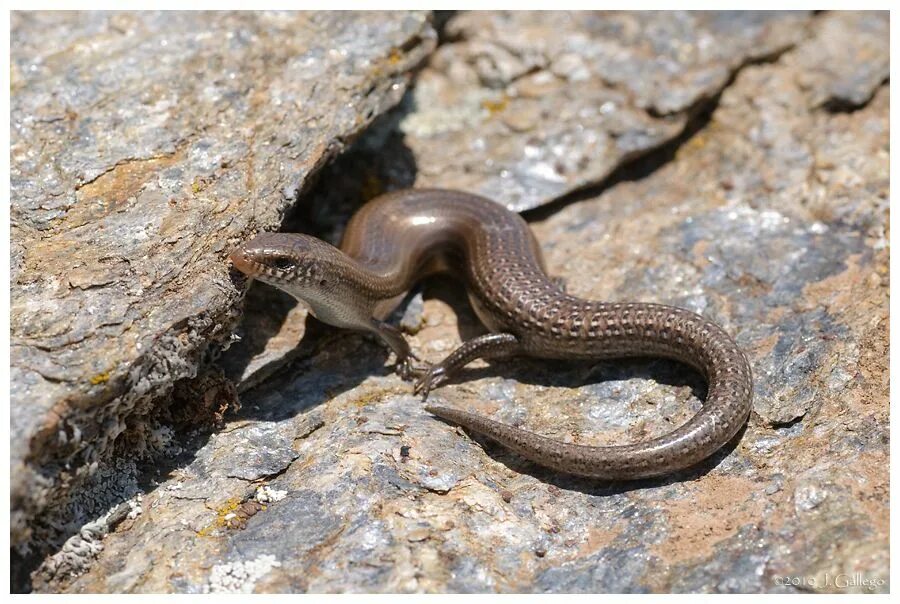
[23, 11, 888, 594]
[10, 9, 436, 579]
[399, 10, 814, 211]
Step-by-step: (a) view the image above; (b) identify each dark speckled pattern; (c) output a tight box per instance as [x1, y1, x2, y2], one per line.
[231, 189, 752, 479]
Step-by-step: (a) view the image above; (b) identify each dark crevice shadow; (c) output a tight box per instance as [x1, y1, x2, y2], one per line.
[132, 322, 387, 491]
[11, 550, 42, 594]
[279, 85, 422, 242]
[523, 98, 715, 222]
[235, 329, 395, 424]
[523, 44, 799, 223]
[820, 77, 889, 114]
[220, 270, 301, 386]
[16, 393, 230, 593]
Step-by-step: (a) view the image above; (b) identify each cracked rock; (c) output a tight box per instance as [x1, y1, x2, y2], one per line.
[400, 11, 814, 211]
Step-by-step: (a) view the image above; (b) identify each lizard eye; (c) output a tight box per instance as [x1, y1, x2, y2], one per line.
[272, 257, 295, 272]
[319, 279, 327, 287]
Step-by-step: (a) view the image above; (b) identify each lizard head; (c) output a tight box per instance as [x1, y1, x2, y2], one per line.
[230, 232, 356, 321]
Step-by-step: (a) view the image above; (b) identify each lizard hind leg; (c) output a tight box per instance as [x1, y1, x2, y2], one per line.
[413, 332, 522, 399]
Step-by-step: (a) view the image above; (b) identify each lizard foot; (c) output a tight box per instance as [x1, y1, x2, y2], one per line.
[413, 365, 448, 401]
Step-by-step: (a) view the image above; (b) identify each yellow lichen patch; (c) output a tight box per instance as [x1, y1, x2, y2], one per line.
[89, 371, 111, 385]
[191, 175, 214, 195]
[481, 96, 509, 115]
[682, 132, 708, 153]
[674, 121, 724, 162]
[388, 48, 402, 65]
[348, 387, 401, 409]
[196, 496, 244, 537]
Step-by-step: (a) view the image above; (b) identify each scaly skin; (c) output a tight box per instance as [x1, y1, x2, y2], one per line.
[230, 189, 752, 480]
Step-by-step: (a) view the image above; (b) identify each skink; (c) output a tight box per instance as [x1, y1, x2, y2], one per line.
[230, 189, 752, 479]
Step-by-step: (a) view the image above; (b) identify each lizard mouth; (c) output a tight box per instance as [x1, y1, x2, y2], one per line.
[229, 246, 259, 277]
[229, 244, 300, 288]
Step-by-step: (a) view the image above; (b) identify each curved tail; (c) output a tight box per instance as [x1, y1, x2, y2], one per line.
[424, 317, 752, 480]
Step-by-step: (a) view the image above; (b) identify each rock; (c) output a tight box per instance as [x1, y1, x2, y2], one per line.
[29, 11, 888, 594]
[400, 11, 814, 211]
[10, 9, 436, 583]
[791, 11, 889, 110]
